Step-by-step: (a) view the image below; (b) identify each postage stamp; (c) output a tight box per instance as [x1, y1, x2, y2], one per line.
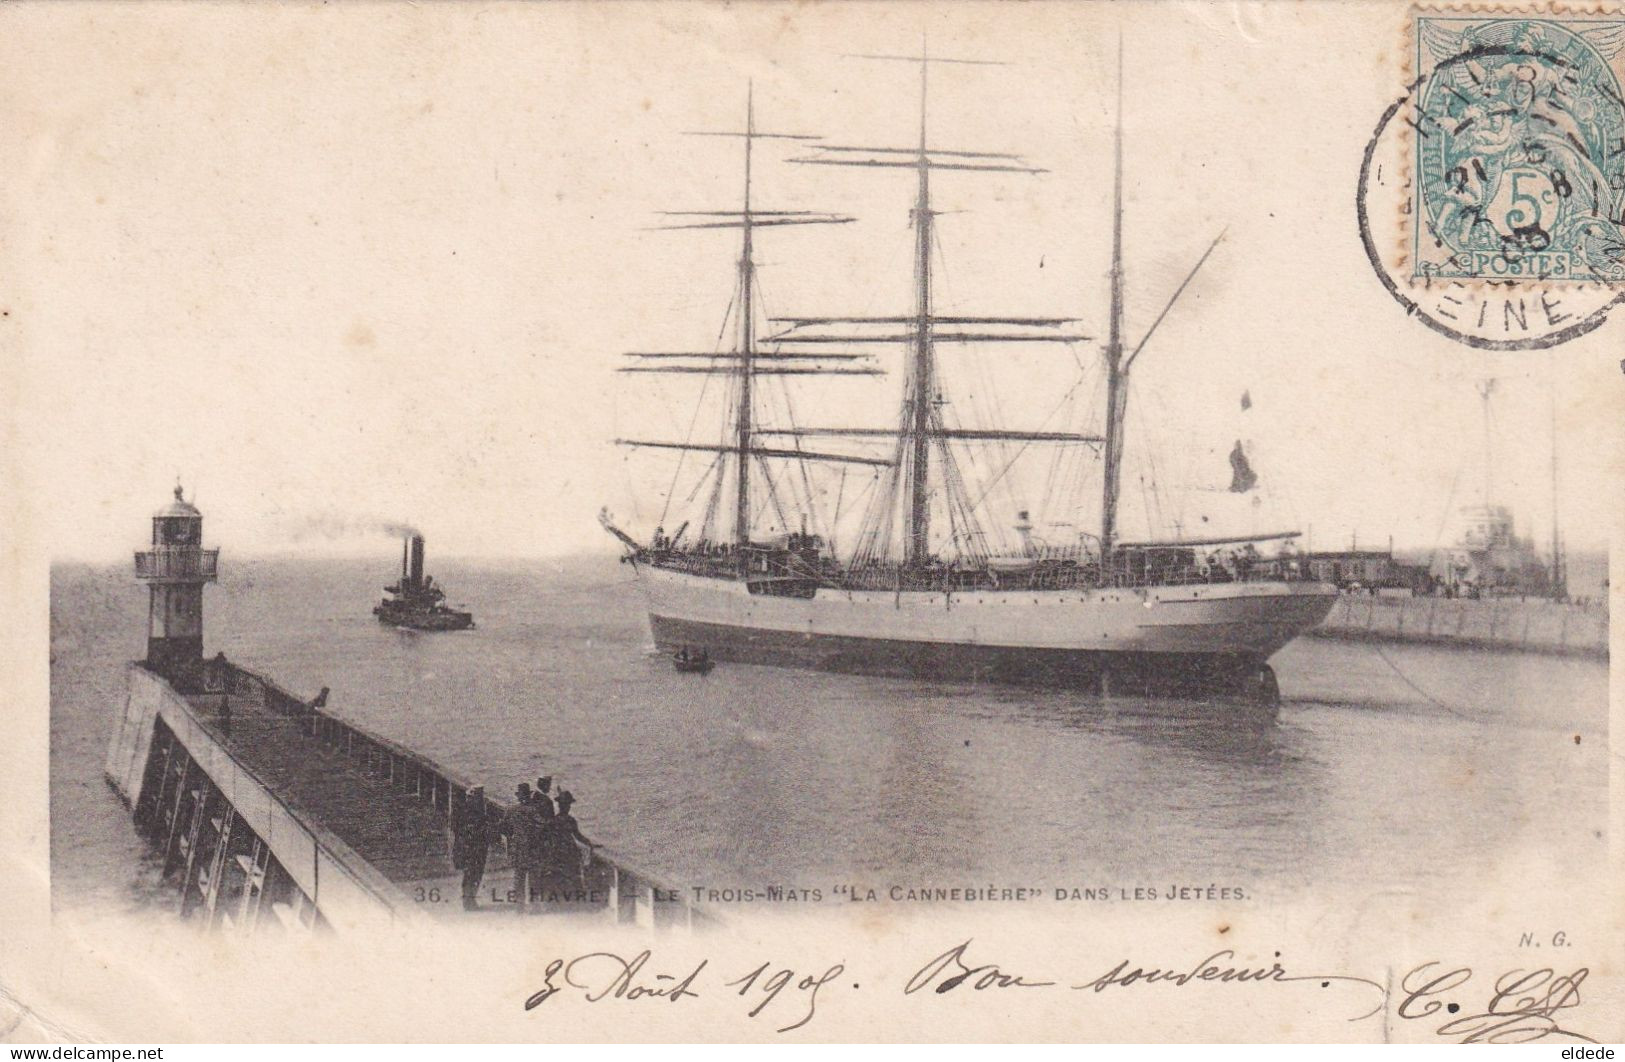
[1410, 11, 1625, 283]
[1358, 4, 1625, 348]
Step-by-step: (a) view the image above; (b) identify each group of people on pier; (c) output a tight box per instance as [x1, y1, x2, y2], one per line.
[453, 775, 595, 912]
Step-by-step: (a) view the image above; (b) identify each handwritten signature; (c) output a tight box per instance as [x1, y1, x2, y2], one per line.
[1397, 962, 1595, 1043]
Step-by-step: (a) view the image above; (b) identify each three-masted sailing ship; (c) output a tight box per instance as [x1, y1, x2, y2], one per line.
[601, 48, 1337, 697]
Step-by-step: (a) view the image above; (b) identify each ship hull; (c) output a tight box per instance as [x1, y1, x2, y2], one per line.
[373, 605, 474, 631]
[636, 565, 1338, 694]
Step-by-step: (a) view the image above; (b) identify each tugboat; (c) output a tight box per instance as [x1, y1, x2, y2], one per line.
[374, 534, 474, 631]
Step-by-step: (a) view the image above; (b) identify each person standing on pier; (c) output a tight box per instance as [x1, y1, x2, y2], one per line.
[454, 787, 492, 911]
[553, 791, 594, 854]
[520, 786, 553, 910]
[208, 652, 232, 738]
[538, 790, 596, 900]
[504, 783, 535, 912]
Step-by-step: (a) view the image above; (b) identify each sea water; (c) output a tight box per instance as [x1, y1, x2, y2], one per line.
[49, 556, 1608, 915]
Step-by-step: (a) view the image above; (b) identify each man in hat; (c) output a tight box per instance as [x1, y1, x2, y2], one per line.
[533, 776, 556, 819]
[503, 783, 534, 912]
[539, 790, 597, 899]
[453, 786, 492, 911]
[519, 782, 553, 912]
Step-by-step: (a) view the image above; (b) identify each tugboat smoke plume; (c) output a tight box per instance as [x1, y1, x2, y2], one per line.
[279, 511, 423, 543]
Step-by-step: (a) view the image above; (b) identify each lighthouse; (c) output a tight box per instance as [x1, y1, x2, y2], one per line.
[133, 484, 219, 683]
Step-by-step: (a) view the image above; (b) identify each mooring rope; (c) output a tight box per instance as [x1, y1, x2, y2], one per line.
[1369, 641, 1477, 721]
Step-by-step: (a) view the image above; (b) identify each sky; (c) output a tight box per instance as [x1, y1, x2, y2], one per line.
[3, 1, 1619, 563]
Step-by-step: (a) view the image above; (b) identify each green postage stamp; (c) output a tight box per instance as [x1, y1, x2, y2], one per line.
[1411, 8, 1625, 282]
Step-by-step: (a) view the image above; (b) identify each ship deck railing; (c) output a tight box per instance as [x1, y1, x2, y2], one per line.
[644, 548, 1317, 594]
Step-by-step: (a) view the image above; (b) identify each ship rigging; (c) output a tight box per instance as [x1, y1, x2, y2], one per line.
[602, 43, 1337, 695]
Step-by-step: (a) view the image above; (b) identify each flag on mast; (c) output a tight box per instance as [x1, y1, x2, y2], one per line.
[1229, 440, 1258, 493]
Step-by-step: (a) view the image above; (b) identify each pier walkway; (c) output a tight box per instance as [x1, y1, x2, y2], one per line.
[106, 659, 700, 933]
[204, 679, 476, 906]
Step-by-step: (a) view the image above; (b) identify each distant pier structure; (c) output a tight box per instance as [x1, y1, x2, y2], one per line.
[106, 488, 698, 933]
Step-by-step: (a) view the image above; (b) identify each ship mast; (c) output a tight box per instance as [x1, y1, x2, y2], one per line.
[1477, 377, 1497, 511]
[736, 86, 758, 546]
[1096, 38, 1226, 565]
[616, 89, 877, 548]
[772, 43, 1099, 568]
[1550, 367, 1565, 598]
[907, 47, 935, 566]
[1099, 40, 1127, 563]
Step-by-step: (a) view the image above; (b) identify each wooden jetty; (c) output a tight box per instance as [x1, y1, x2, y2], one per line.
[104, 486, 701, 934]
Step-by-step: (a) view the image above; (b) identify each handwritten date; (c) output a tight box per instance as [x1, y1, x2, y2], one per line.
[525, 950, 844, 1034]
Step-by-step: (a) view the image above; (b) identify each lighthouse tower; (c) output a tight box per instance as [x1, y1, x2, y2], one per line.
[133, 484, 219, 682]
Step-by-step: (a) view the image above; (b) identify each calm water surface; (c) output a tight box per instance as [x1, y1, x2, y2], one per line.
[50, 556, 1609, 913]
